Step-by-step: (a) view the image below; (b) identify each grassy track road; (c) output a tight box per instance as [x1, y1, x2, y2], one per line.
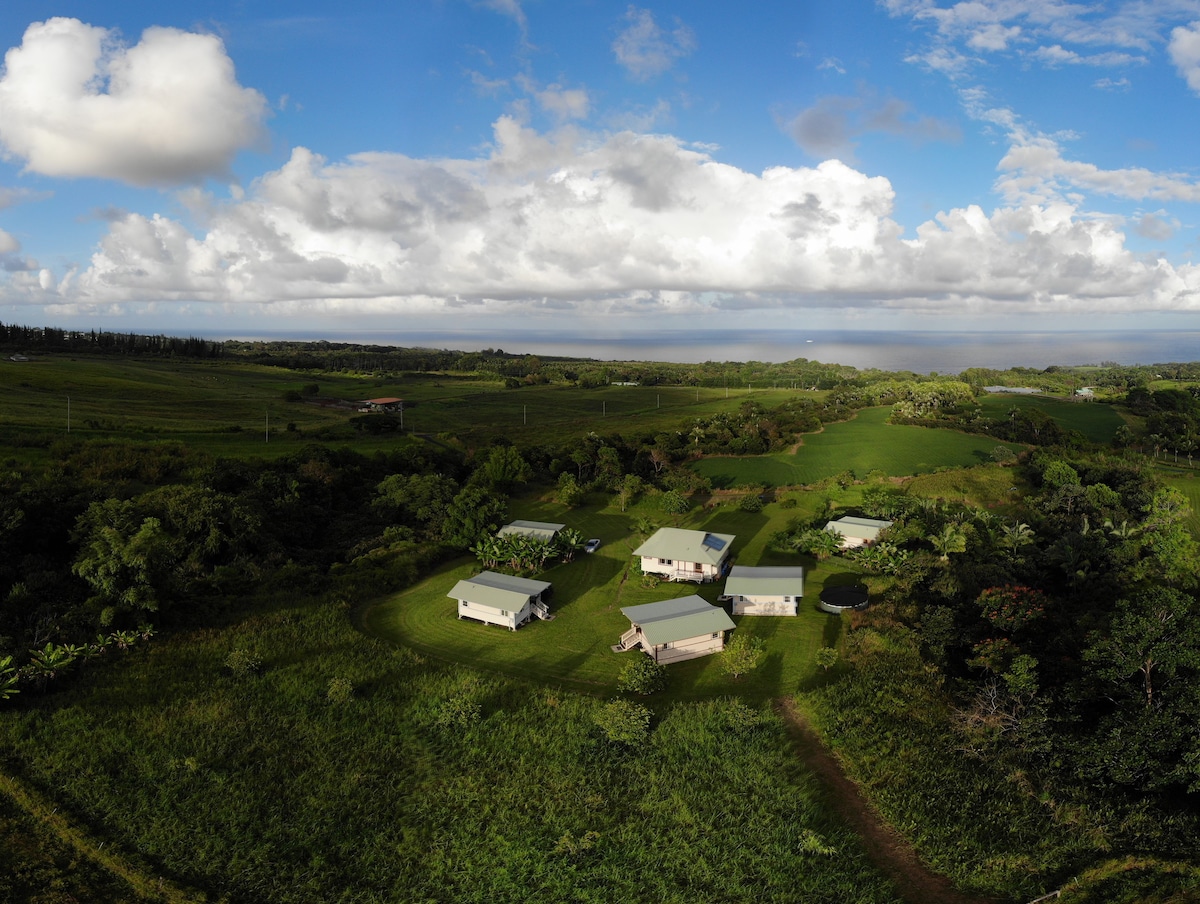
[778, 699, 1007, 904]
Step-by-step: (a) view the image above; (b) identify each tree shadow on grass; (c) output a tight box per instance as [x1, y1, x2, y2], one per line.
[822, 613, 843, 649]
[796, 662, 846, 694]
[703, 510, 769, 549]
[824, 571, 865, 588]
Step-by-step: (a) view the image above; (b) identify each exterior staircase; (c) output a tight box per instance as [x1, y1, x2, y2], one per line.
[614, 626, 641, 652]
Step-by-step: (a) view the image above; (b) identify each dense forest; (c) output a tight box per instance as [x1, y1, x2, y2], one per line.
[2, 326, 1200, 902]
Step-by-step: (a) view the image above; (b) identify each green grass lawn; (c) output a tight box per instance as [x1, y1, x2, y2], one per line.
[977, 393, 1124, 443]
[361, 495, 861, 702]
[693, 406, 1005, 487]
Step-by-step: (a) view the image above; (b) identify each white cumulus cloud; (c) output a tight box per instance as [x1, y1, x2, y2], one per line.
[1169, 21, 1200, 94]
[996, 130, 1200, 205]
[612, 7, 696, 81]
[0, 17, 268, 186]
[3, 117, 1183, 321]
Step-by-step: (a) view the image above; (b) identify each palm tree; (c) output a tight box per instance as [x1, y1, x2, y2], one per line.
[0, 656, 19, 701]
[1148, 433, 1164, 460]
[471, 536, 501, 570]
[999, 520, 1034, 554]
[1104, 518, 1139, 540]
[557, 528, 586, 563]
[798, 528, 842, 561]
[929, 523, 967, 564]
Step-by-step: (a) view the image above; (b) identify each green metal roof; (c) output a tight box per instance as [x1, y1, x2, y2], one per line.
[723, 566, 805, 597]
[448, 571, 551, 611]
[620, 595, 735, 646]
[632, 528, 736, 566]
[823, 516, 892, 541]
[497, 520, 566, 541]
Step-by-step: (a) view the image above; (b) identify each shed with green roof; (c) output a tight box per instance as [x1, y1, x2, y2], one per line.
[450, 571, 552, 630]
[616, 595, 735, 663]
[823, 516, 893, 549]
[497, 520, 566, 542]
[721, 565, 804, 616]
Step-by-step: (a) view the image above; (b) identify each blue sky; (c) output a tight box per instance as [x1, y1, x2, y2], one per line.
[1, 0, 1199, 337]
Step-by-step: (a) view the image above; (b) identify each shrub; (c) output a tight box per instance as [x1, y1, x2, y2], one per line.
[739, 494, 764, 512]
[593, 699, 652, 747]
[721, 634, 765, 679]
[225, 649, 260, 678]
[815, 647, 839, 671]
[617, 656, 667, 695]
[661, 490, 690, 515]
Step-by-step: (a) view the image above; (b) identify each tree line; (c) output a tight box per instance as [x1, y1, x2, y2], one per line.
[0, 321, 222, 357]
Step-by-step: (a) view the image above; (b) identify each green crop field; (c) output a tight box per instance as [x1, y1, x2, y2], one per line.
[0, 356, 813, 459]
[977, 392, 1123, 443]
[693, 406, 1005, 487]
[361, 494, 861, 702]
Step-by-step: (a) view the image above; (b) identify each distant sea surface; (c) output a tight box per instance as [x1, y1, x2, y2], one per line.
[208, 329, 1200, 374]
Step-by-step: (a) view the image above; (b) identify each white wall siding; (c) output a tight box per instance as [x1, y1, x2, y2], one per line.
[731, 596, 798, 616]
[457, 598, 530, 630]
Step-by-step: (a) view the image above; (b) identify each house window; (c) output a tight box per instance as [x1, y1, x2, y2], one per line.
[463, 601, 469, 607]
[712, 632, 720, 638]
[660, 558, 673, 565]
[501, 610, 508, 616]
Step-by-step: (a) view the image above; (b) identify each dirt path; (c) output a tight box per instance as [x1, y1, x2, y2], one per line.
[776, 699, 1007, 904]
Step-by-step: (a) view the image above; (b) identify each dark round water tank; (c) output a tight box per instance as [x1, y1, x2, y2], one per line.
[818, 585, 869, 613]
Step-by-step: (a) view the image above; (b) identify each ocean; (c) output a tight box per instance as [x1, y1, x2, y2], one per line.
[207, 329, 1200, 374]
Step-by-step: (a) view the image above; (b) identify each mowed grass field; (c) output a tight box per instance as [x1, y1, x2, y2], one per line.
[0, 356, 807, 458]
[361, 493, 862, 702]
[694, 406, 1005, 487]
[976, 392, 1124, 443]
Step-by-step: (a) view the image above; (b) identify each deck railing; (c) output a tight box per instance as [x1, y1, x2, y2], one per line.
[618, 627, 640, 650]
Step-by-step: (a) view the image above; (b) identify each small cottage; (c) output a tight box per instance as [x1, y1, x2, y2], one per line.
[633, 527, 735, 583]
[497, 520, 566, 542]
[616, 596, 735, 663]
[721, 565, 804, 616]
[823, 516, 893, 549]
[449, 571, 552, 630]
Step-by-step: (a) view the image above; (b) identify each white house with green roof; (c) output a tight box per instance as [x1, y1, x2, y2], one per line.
[450, 571, 552, 630]
[497, 520, 566, 542]
[616, 596, 736, 663]
[721, 565, 804, 616]
[823, 516, 893, 549]
[633, 527, 735, 583]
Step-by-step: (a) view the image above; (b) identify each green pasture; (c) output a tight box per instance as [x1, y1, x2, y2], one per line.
[1158, 467, 1200, 537]
[693, 406, 1005, 487]
[977, 393, 1123, 443]
[406, 383, 801, 445]
[361, 495, 861, 702]
[0, 356, 813, 459]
